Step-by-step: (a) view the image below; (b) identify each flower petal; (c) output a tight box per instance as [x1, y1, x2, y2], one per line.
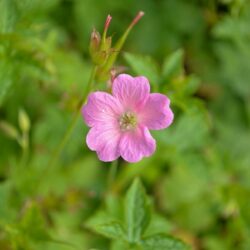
[119, 125, 156, 163]
[82, 91, 123, 127]
[86, 124, 121, 162]
[112, 74, 150, 110]
[139, 93, 174, 130]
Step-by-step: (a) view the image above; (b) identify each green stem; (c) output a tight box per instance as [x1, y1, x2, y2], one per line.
[18, 132, 29, 168]
[47, 65, 98, 168]
[108, 160, 119, 190]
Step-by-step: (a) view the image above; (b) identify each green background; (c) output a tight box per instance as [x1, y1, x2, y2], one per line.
[0, 0, 250, 249]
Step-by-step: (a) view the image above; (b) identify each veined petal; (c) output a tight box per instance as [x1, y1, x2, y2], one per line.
[86, 124, 121, 162]
[82, 91, 123, 127]
[139, 93, 174, 130]
[112, 74, 150, 110]
[119, 125, 156, 163]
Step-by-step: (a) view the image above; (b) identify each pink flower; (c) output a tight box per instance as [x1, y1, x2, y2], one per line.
[82, 74, 174, 163]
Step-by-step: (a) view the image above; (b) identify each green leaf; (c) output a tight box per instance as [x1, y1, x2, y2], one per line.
[0, 0, 18, 33]
[158, 106, 209, 152]
[162, 49, 184, 80]
[86, 209, 125, 240]
[0, 121, 19, 140]
[0, 60, 13, 107]
[93, 221, 126, 240]
[124, 53, 160, 84]
[19, 202, 50, 242]
[111, 240, 130, 250]
[0, 182, 14, 223]
[144, 214, 172, 237]
[125, 178, 150, 243]
[141, 234, 189, 250]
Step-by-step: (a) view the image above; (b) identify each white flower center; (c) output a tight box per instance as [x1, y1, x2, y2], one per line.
[119, 111, 137, 131]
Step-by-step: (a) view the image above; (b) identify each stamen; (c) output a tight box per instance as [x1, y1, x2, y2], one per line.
[119, 111, 137, 131]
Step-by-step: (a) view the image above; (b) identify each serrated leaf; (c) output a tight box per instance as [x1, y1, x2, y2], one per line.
[125, 178, 150, 243]
[94, 221, 126, 240]
[86, 210, 126, 240]
[162, 49, 184, 80]
[124, 53, 160, 84]
[141, 234, 189, 250]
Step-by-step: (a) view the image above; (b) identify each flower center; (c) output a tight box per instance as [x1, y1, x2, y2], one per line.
[119, 111, 137, 131]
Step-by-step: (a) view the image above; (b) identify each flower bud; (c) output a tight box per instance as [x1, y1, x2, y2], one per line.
[89, 28, 101, 56]
[19, 109, 30, 133]
[89, 15, 114, 66]
[96, 11, 144, 81]
[104, 15, 112, 34]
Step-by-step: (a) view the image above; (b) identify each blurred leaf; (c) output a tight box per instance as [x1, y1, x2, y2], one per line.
[19, 202, 50, 242]
[0, 121, 19, 140]
[144, 214, 172, 237]
[124, 53, 160, 84]
[158, 106, 209, 153]
[141, 234, 189, 250]
[0, 61, 13, 106]
[93, 221, 126, 240]
[0, 0, 18, 33]
[125, 178, 150, 243]
[16, 0, 60, 14]
[162, 49, 184, 81]
[111, 240, 130, 250]
[0, 182, 14, 223]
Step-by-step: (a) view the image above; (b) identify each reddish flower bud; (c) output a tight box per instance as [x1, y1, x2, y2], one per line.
[104, 14, 112, 34]
[89, 28, 101, 55]
[128, 11, 144, 30]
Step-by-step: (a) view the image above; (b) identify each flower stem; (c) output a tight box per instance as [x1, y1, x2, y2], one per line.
[47, 65, 98, 169]
[20, 132, 29, 168]
[108, 160, 119, 189]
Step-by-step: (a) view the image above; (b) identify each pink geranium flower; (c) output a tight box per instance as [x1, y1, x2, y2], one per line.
[82, 74, 174, 163]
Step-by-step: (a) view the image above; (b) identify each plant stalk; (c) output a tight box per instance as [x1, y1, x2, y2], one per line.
[47, 65, 98, 168]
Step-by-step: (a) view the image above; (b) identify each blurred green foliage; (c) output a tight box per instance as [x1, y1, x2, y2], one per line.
[0, 0, 250, 249]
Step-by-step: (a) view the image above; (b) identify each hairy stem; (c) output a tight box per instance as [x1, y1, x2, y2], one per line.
[47, 65, 98, 169]
[108, 159, 119, 190]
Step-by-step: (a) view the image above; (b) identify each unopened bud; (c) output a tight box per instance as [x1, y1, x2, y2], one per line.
[128, 11, 144, 30]
[100, 15, 112, 52]
[19, 109, 30, 133]
[104, 15, 112, 34]
[90, 15, 113, 65]
[97, 11, 145, 80]
[89, 28, 101, 55]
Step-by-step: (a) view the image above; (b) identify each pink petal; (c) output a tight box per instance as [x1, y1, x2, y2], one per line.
[112, 74, 150, 111]
[86, 124, 121, 162]
[82, 91, 123, 127]
[119, 125, 156, 163]
[139, 93, 174, 130]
